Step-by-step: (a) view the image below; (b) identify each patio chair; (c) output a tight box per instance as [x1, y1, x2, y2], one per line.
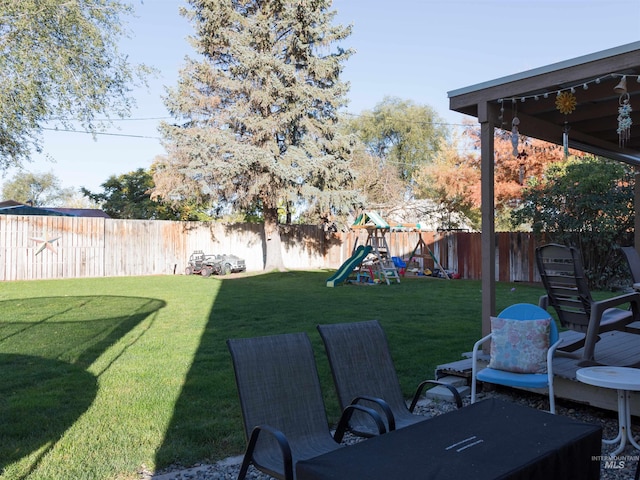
[621, 246, 640, 290]
[317, 320, 462, 438]
[536, 243, 640, 365]
[227, 332, 386, 480]
[471, 303, 562, 414]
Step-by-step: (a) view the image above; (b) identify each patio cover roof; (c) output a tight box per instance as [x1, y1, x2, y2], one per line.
[448, 41, 640, 164]
[447, 41, 640, 336]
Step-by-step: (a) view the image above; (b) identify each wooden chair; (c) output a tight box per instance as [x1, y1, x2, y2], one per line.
[621, 246, 640, 290]
[317, 320, 462, 437]
[536, 243, 640, 365]
[227, 332, 385, 480]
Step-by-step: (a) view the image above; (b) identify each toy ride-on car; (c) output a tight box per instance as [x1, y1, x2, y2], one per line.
[185, 250, 216, 277]
[210, 253, 246, 275]
[185, 250, 247, 277]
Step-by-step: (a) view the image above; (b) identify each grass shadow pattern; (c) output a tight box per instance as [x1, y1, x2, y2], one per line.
[0, 295, 166, 478]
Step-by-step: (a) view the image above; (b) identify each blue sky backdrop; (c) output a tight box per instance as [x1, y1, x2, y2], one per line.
[6, 0, 640, 193]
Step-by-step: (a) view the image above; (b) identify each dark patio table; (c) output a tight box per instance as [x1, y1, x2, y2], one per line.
[296, 398, 602, 480]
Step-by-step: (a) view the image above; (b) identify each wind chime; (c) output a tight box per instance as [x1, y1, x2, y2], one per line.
[499, 72, 637, 158]
[615, 75, 633, 147]
[511, 99, 520, 157]
[555, 91, 577, 157]
[499, 98, 521, 158]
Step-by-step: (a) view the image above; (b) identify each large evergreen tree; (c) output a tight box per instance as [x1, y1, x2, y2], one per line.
[153, 0, 359, 271]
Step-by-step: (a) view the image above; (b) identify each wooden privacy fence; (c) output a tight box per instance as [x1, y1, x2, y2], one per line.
[0, 215, 541, 283]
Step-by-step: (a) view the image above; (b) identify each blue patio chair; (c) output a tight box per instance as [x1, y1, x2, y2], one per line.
[470, 303, 562, 414]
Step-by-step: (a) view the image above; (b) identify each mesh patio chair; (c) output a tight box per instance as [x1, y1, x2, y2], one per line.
[317, 320, 462, 438]
[227, 332, 385, 480]
[536, 243, 640, 365]
[471, 303, 562, 414]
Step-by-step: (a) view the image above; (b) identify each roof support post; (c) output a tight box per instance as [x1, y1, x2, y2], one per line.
[478, 101, 499, 339]
[635, 167, 640, 251]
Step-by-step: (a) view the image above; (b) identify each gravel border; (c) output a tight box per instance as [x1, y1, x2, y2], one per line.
[147, 388, 639, 480]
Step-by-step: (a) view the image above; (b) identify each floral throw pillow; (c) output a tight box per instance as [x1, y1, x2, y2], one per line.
[488, 317, 551, 374]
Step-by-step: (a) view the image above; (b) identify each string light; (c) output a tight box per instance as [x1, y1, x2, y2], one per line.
[497, 73, 640, 105]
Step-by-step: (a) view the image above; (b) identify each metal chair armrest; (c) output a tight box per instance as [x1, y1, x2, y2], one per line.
[546, 338, 564, 373]
[472, 334, 493, 359]
[345, 395, 395, 432]
[334, 403, 387, 442]
[409, 379, 462, 411]
[470, 333, 493, 404]
[239, 425, 293, 480]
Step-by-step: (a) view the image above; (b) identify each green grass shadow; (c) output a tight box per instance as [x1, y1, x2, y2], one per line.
[0, 354, 97, 475]
[0, 295, 166, 477]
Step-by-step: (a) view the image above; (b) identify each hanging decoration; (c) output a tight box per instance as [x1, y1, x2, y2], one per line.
[497, 72, 640, 105]
[615, 76, 633, 147]
[510, 99, 520, 156]
[555, 91, 577, 115]
[617, 96, 632, 147]
[554, 91, 576, 157]
[511, 116, 520, 157]
[493, 72, 638, 156]
[563, 123, 571, 158]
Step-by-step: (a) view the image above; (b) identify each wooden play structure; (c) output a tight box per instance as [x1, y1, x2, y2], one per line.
[405, 233, 450, 279]
[351, 212, 400, 285]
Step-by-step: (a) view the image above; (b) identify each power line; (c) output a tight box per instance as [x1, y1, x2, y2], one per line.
[42, 127, 161, 140]
[340, 111, 475, 128]
[48, 115, 172, 122]
[100, 116, 172, 122]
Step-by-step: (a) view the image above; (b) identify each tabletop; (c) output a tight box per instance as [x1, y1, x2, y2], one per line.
[296, 398, 601, 480]
[576, 366, 640, 391]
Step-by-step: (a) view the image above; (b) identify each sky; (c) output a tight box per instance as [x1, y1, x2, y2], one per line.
[5, 0, 640, 194]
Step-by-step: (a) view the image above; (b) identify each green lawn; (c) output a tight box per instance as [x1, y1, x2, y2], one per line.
[0, 272, 548, 479]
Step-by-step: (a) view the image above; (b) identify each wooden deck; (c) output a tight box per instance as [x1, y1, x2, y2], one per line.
[437, 327, 640, 415]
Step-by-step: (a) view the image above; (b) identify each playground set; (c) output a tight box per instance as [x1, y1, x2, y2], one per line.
[326, 212, 452, 287]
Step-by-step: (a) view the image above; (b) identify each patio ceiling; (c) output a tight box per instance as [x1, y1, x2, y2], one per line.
[448, 41, 640, 165]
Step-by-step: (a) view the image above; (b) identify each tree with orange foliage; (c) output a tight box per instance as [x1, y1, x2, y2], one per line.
[481, 128, 571, 212]
[413, 133, 481, 230]
[414, 122, 575, 231]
